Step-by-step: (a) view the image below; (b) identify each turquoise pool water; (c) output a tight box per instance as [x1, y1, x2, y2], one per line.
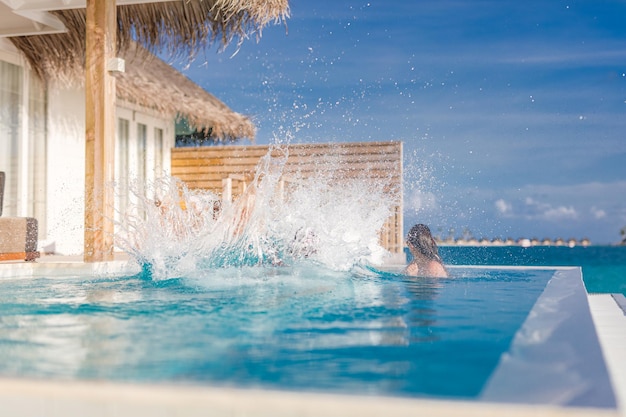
[439, 245, 626, 295]
[0, 265, 553, 401]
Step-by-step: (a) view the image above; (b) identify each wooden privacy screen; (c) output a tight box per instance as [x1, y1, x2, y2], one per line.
[171, 141, 404, 254]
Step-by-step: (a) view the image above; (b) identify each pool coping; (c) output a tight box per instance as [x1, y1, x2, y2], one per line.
[589, 293, 626, 416]
[0, 253, 141, 279]
[0, 377, 618, 417]
[0, 259, 624, 416]
[481, 267, 616, 408]
[611, 294, 626, 315]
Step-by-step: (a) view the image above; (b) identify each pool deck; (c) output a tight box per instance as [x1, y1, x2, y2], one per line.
[0, 253, 140, 279]
[589, 293, 626, 416]
[0, 256, 624, 417]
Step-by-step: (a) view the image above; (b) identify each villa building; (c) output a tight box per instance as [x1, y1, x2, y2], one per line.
[0, 37, 254, 254]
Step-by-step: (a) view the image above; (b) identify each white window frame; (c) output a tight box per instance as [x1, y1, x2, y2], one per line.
[0, 46, 47, 232]
[114, 108, 171, 228]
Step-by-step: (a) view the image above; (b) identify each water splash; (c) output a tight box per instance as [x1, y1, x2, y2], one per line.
[116, 144, 398, 280]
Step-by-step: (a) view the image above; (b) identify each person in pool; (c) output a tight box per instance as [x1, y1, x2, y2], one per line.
[404, 224, 448, 278]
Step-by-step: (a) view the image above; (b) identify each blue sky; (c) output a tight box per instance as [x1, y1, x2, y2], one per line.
[173, 0, 626, 244]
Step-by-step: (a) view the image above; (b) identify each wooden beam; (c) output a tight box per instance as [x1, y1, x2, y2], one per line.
[84, 0, 116, 262]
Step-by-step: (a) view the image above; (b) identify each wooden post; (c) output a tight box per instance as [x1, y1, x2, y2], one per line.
[84, 0, 116, 262]
[222, 178, 233, 203]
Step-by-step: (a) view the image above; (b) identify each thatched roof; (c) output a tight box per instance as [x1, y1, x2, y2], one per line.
[10, 1, 288, 80]
[7, 0, 289, 140]
[118, 42, 255, 140]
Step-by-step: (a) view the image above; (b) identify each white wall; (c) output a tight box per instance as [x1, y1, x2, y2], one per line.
[46, 91, 174, 255]
[45, 85, 86, 255]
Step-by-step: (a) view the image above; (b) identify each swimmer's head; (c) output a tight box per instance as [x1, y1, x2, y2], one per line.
[406, 224, 441, 261]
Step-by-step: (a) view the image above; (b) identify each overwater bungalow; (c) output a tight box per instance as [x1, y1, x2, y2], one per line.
[441, 236, 457, 245]
[0, 1, 288, 256]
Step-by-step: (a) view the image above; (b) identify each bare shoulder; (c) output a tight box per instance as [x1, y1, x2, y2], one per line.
[427, 261, 448, 278]
[404, 262, 419, 276]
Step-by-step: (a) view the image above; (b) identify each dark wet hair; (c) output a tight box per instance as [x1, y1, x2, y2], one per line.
[406, 224, 442, 262]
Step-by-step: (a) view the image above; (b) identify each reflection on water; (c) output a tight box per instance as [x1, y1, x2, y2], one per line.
[404, 279, 441, 342]
[0, 267, 553, 399]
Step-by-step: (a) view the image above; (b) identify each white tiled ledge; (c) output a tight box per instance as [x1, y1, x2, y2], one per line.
[0, 254, 141, 279]
[0, 377, 618, 417]
[589, 294, 626, 417]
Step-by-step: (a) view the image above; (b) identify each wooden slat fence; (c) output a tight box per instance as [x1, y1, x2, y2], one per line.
[171, 141, 403, 254]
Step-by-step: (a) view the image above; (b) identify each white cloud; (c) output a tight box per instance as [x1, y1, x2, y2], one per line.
[542, 205, 578, 221]
[523, 197, 578, 221]
[498, 47, 626, 66]
[495, 198, 512, 215]
[513, 182, 626, 225]
[591, 206, 607, 219]
[524, 197, 537, 206]
[522, 181, 626, 198]
[406, 189, 438, 213]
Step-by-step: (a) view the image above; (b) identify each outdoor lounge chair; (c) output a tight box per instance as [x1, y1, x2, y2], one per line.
[0, 172, 40, 261]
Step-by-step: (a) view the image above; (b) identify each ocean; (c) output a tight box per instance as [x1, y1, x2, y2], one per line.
[438, 245, 626, 296]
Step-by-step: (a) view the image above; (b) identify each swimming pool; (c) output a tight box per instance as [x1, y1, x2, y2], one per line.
[0, 153, 617, 411]
[0, 263, 615, 408]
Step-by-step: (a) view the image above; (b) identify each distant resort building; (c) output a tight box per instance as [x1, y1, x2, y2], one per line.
[436, 235, 592, 247]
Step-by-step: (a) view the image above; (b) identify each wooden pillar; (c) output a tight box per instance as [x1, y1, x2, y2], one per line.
[84, 0, 116, 262]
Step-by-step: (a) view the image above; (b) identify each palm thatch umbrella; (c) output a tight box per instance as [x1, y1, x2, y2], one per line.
[5, 0, 289, 262]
